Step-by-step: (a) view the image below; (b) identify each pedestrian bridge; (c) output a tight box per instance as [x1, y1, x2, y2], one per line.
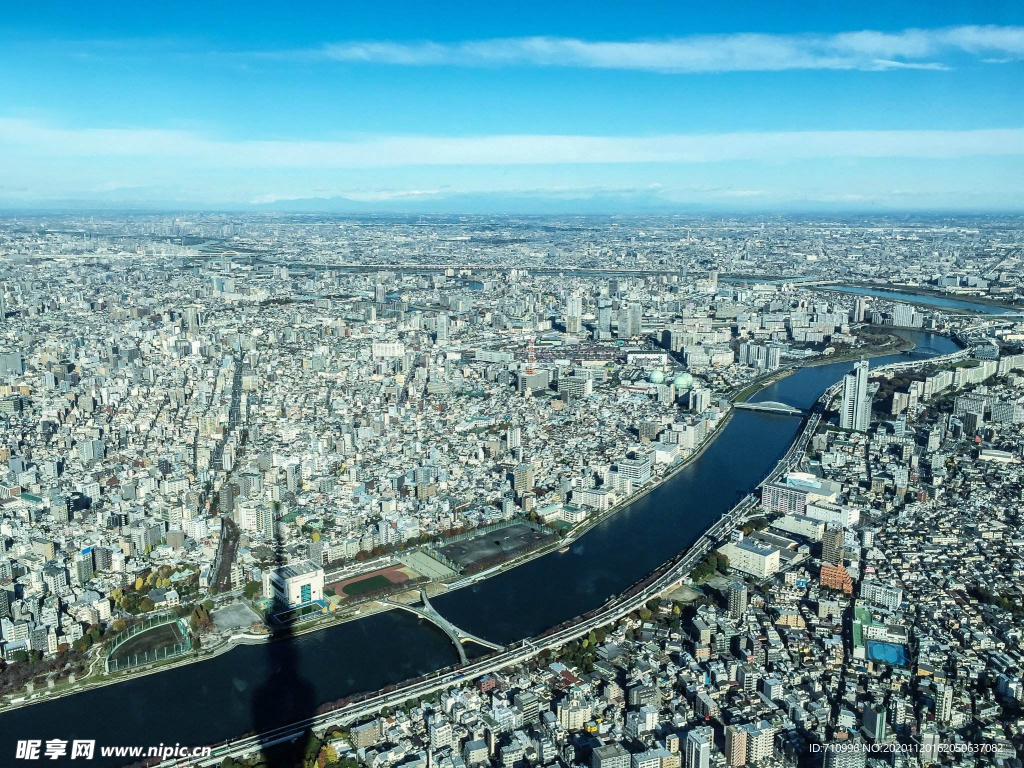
[381, 589, 503, 664]
[734, 400, 806, 416]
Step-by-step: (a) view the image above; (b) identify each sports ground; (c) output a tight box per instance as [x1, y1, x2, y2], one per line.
[326, 564, 421, 599]
[108, 622, 186, 664]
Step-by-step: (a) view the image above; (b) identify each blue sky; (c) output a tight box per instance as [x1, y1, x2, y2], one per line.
[2, 1, 1024, 211]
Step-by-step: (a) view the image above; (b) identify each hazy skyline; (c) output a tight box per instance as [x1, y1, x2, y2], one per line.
[3, 1, 1024, 211]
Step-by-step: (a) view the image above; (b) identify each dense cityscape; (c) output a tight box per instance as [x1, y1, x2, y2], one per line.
[0, 214, 1023, 767]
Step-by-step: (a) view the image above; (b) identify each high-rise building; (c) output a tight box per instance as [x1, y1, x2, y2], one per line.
[506, 425, 521, 451]
[728, 581, 748, 619]
[566, 295, 583, 334]
[891, 303, 922, 328]
[862, 704, 887, 742]
[690, 387, 712, 413]
[74, 550, 95, 585]
[918, 725, 940, 766]
[840, 361, 872, 432]
[685, 727, 712, 768]
[597, 300, 612, 336]
[853, 296, 869, 323]
[434, 313, 449, 345]
[512, 463, 534, 494]
[618, 302, 642, 338]
[822, 525, 845, 565]
[724, 724, 747, 767]
[934, 682, 954, 724]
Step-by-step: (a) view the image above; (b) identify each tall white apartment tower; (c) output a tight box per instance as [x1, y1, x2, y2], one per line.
[840, 360, 872, 432]
[685, 726, 713, 768]
[565, 295, 583, 334]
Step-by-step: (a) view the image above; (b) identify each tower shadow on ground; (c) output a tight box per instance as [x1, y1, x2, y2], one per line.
[249, 540, 317, 767]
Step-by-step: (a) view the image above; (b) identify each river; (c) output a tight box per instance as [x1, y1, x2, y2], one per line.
[823, 285, 1016, 316]
[0, 330, 961, 765]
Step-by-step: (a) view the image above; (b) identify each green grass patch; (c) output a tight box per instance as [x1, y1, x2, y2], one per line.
[734, 383, 761, 403]
[341, 574, 394, 596]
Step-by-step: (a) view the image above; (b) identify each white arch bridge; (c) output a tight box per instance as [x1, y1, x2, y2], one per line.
[734, 400, 806, 416]
[381, 589, 504, 664]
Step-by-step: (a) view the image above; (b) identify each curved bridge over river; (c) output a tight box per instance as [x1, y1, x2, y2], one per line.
[734, 400, 806, 416]
[381, 589, 504, 664]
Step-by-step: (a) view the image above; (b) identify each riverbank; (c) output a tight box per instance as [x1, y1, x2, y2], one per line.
[831, 282, 1021, 312]
[799, 330, 917, 368]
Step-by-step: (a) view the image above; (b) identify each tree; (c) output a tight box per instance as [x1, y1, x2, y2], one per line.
[243, 581, 262, 600]
[202, 599, 214, 612]
[12, 650, 28, 664]
[134, 577, 144, 591]
[715, 553, 730, 574]
[318, 744, 337, 768]
[303, 732, 321, 764]
[139, 597, 155, 613]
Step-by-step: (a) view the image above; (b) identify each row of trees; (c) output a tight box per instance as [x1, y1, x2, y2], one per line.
[0, 645, 89, 697]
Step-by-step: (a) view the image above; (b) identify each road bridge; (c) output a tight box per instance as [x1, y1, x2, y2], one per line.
[382, 589, 503, 663]
[734, 400, 806, 416]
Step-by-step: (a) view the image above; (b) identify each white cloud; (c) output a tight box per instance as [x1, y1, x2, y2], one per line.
[718, 189, 766, 198]
[308, 26, 1024, 73]
[2, 119, 1024, 168]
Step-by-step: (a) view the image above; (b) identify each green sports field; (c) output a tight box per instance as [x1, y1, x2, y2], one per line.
[341, 574, 394, 596]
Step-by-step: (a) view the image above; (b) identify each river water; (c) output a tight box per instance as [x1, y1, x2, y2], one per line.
[0, 331, 961, 764]
[823, 286, 1016, 316]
